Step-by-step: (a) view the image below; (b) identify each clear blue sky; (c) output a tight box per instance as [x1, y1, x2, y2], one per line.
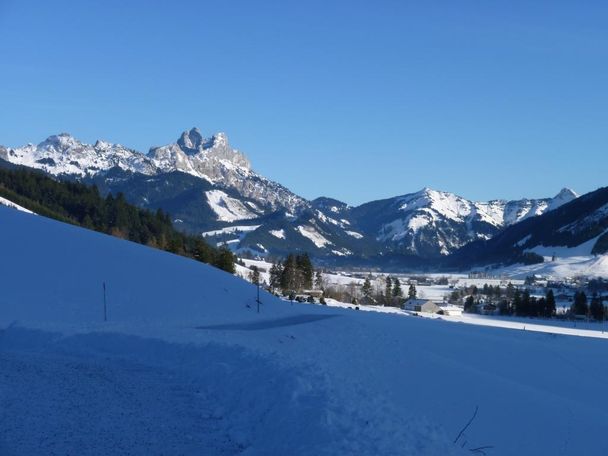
[0, 0, 606, 205]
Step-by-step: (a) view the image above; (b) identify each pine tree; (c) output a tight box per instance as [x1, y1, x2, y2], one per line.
[408, 283, 417, 300]
[518, 289, 531, 316]
[193, 238, 213, 264]
[249, 265, 260, 285]
[506, 282, 515, 300]
[464, 295, 476, 313]
[512, 289, 522, 315]
[545, 289, 556, 317]
[269, 263, 283, 293]
[571, 291, 588, 316]
[362, 276, 373, 303]
[589, 293, 604, 321]
[296, 253, 314, 290]
[214, 246, 236, 274]
[314, 269, 325, 290]
[384, 276, 393, 305]
[392, 278, 402, 298]
[498, 299, 511, 315]
[281, 254, 298, 293]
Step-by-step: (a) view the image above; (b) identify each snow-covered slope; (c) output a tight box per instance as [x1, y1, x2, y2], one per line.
[0, 195, 35, 214]
[350, 187, 578, 257]
[3, 206, 608, 455]
[491, 253, 608, 279]
[449, 186, 608, 270]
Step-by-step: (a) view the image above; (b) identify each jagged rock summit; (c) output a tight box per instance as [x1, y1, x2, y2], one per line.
[148, 128, 252, 183]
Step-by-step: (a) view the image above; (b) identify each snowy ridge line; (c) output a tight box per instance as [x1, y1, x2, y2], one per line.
[1, 129, 580, 259]
[0, 128, 307, 216]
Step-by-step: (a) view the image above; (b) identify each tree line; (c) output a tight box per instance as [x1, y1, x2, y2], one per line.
[0, 167, 235, 273]
[456, 282, 606, 320]
[256, 254, 420, 307]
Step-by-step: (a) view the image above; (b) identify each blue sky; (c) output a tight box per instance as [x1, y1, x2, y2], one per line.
[0, 0, 606, 205]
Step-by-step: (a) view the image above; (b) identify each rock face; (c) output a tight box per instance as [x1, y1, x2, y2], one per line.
[149, 130, 251, 180]
[148, 128, 304, 213]
[0, 129, 579, 261]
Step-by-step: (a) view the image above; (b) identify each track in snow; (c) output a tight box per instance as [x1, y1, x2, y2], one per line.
[196, 313, 340, 330]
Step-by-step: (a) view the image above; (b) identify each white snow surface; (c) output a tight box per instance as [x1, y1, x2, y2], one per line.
[527, 229, 608, 258]
[345, 230, 364, 239]
[205, 190, 259, 222]
[0, 196, 35, 214]
[2, 206, 608, 455]
[493, 254, 608, 279]
[201, 224, 261, 237]
[269, 229, 286, 239]
[296, 225, 333, 248]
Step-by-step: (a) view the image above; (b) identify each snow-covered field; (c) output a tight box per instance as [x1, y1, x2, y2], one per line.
[2, 205, 608, 455]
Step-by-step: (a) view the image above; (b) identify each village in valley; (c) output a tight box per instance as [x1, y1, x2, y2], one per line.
[237, 256, 608, 335]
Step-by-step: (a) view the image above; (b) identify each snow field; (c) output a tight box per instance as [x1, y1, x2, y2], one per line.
[2, 205, 608, 455]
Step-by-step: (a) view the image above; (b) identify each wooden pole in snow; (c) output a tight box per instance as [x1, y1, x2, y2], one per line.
[256, 282, 261, 313]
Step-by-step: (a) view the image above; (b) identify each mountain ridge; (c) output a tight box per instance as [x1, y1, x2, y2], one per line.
[0, 129, 579, 260]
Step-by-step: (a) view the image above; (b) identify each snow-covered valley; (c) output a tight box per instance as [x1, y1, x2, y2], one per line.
[2, 205, 608, 455]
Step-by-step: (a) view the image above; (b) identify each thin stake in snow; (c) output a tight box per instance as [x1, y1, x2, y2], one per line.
[256, 282, 261, 313]
[103, 282, 107, 322]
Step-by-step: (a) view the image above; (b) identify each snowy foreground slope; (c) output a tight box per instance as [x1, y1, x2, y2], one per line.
[1, 206, 608, 455]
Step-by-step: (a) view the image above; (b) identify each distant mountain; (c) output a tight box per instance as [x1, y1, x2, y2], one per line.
[0, 130, 579, 262]
[0, 129, 305, 217]
[348, 187, 577, 258]
[445, 186, 608, 269]
[0, 133, 157, 176]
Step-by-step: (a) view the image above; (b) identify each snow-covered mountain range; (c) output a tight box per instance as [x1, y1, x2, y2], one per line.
[0, 129, 305, 215]
[447, 185, 608, 269]
[0, 129, 578, 261]
[348, 187, 578, 257]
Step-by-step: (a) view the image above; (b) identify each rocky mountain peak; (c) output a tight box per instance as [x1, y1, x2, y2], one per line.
[555, 187, 578, 200]
[177, 127, 204, 154]
[39, 133, 80, 150]
[547, 187, 578, 212]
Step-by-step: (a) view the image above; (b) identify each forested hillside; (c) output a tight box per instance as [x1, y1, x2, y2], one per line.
[0, 166, 235, 272]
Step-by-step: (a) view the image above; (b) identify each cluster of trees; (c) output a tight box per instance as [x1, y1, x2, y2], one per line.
[450, 283, 507, 304]
[359, 275, 416, 307]
[461, 284, 557, 317]
[458, 281, 607, 320]
[0, 167, 235, 273]
[500, 289, 557, 317]
[570, 291, 605, 320]
[267, 253, 316, 294]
